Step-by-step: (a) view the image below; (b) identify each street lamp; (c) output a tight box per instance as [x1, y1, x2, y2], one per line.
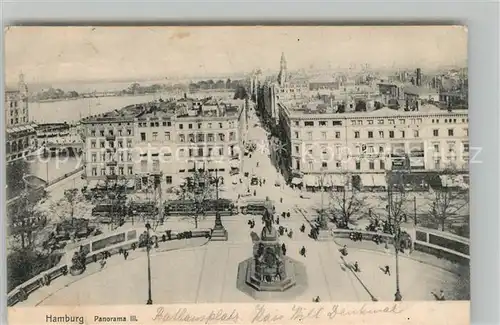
[210, 169, 228, 241]
[145, 223, 153, 305]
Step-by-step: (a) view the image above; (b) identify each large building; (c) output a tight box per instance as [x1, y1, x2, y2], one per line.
[5, 74, 37, 161]
[81, 97, 247, 189]
[277, 101, 469, 188]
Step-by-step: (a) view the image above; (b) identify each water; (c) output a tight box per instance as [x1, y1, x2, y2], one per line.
[29, 93, 172, 123]
[27, 156, 82, 183]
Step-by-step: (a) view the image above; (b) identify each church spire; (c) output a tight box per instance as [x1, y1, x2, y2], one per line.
[278, 52, 287, 86]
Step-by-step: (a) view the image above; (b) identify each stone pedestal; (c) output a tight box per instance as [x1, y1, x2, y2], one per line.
[316, 229, 332, 241]
[211, 212, 228, 241]
[211, 226, 228, 241]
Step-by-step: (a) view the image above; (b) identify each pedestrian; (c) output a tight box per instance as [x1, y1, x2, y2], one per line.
[353, 261, 360, 272]
[340, 245, 348, 256]
[300, 224, 305, 233]
[253, 189, 256, 196]
[276, 217, 280, 225]
[123, 250, 129, 260]
[281, 243, 287, 255]
[263, 179, 266, 185]
[300, 246, 306, 257]
[288, 230, 293, 239]
[384, 265, 391, 275]
[99, 257, 107, 270]
[287, 211, 290, 218]
[280, 197, 283, 203]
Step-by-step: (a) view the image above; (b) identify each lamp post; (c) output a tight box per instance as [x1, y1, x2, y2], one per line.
[211, 168, 228, 241]
[316, 169, 331, 241]
[145, 223, 153, 305]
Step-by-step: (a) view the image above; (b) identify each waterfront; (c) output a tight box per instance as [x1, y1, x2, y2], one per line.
[30, 93, 171, 123]
[30, 91, 235, 123]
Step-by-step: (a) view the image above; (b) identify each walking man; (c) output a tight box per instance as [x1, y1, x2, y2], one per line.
[384, 265, 391, 275]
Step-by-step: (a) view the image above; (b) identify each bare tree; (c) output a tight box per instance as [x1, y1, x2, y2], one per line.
[428, 169, 468, 231]
[180, 169, 216, 228]
[328, 175, 365, 228]
[387, 171, 410, 229]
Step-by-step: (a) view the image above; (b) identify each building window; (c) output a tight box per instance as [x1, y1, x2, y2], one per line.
[321, 132, 327, 140]
[304, 121, 314, 127]
[388, 119, 395, 124]
[100, 141, 105, 148]
[433, 129, 439, 137]
[219, 148, 224, 156]
[100, 168, 106, 176]
[166, 176, 172, 184]
[165, 132, 171, 141]
[368, 131, 373, 138]
[179, 124, 184, 130]
[295, 121, 299, 126]
[100, 130, 105, 136]
[198, 148, 204, 157]
[448, 129, 454, 136]
[218, 133, 225, 141]
[354, 131, 360, 138]
[322, 162, 328, 168]
[295, 146, 299, 154]
[335, 132, 341, 139]
[152, 132, 158, 140]
[380, 160, 385, 170]
[433, 143, 440, 151]
[92, 168, 97, 176]
[399, 119, 405, 124]
[219, 122, 223, 128]
[207, 134, 214, 142]
[308, 161, 313, 170]
[307, 132, 312, 140]
[463, 142, 469, 152]
[127, 140, 132, 148]
[179, 134, 185, 142]
[355, 161, 361, 170]
[369, 161, 375, 170]
[91, 141, 96, 148]
[91, 130, 96, 136]
[400, 131, 405, 138]
[188, 124, 193, 129]
[294, 132, 299, 139]
[208, 123, 212, 128]
[128, 166, 133, 174]
[336, 161, 341, 168]
[464, 128, 469, 136]
[413, 130, 419, 138]
[319, 121, 327, 127]
[378, 119, 384, 125]
[389, 131, 394, 138]
[179, 149, 185, 157]
[140, 133, 146, 141]
[368, 120, 374, 125]
[228, 132, 235, 141]
[118, 167, 124, 175]
[434, 158, 441, 169]
[188, 134, 195, 142]
[379, 131, 384, 138]
[127, 129, 132, 135]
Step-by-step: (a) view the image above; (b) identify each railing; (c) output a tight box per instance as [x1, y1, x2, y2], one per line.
[331, 227, 470, 265]
[7, 227, 212, 307]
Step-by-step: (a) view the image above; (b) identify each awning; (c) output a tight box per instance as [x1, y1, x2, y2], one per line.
[373, 174, 387, 187]
[291, 177, 303, 185]
[87, 180, 99, 188]
[440, 174, 465, 188]
[360, 174, 386, 187]
[304, 175, 318, 187]
[330, 174, 347, 187]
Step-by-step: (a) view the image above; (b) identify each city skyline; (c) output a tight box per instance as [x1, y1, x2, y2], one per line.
[5, 26, 467, 86]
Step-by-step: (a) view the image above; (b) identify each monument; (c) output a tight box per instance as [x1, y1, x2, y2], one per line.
[244, 210, 298, 292]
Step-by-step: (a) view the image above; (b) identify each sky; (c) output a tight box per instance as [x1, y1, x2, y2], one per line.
[4, 26, 468, 85]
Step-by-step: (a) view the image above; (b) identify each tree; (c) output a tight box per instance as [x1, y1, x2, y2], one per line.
[179, 169, 216, 228]
[428, 169, 468, 231]
[386, 171, 410, 230]
[6, 159, 30, 200]
[328, 175, 365, 228]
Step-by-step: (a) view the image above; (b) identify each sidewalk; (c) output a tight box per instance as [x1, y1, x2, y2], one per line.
[333, 237, 469, 275]
[16, 236, 209, 307]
